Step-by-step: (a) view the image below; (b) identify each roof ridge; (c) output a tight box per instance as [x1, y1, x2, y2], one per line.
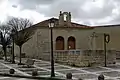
[33, 18, 89, 27]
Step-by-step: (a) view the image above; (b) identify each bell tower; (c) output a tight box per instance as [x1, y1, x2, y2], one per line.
[58, 11, 71, 27]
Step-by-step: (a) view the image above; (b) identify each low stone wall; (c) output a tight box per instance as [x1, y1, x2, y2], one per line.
[116, 51, 120, 59]
[54, 50, 116, 67]
[24, 49, 116, 67]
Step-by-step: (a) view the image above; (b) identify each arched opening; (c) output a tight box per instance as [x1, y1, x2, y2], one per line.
[68, 36, 76, 50]
[56, 36, 64, 50]
[64, 14, 67, 21]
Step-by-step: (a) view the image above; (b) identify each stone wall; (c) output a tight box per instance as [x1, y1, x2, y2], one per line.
[14, 28, 51, 59]
[14, 26, 120, 64]
[93, 27, 120, 50]
[116, 51, 120, 59]
[14, 27, 93, 59]
[53, 50, 116, 67]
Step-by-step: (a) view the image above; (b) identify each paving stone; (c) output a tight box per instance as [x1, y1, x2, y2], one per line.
[107, 65, 120, 69]
[0, 77, 35, 80]
[35, 62, 48, 64]
[0, 69, 9, 73]
[58, 69, 84, 74]
[35, 64, 51, 67]
[34, 60, 40, 62]
[35, 63, 58, 67]
[15, 72, 25, 76]
[72, 73, 97, 79]
[105, 79, 116, 80]
[19, 68, 45, 72]
[117, 78, 120, 80]
[47, 66, 71, 70]
[82, 67, 108, 72]
[55, 75, 66, 79]
[0, 66, 9, 69]
[35, 61, 50, 64]
[27, 71, 51, 75]
[8, 64, 18, 68]
[100, 71, 120, 77]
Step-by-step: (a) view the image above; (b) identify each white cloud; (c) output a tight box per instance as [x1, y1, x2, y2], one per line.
[0, 0, 47, 24]
[82, 0, 104, 12]
[0, 0, 120, 26]
[0, 0, 8, 22]
[18, 10, 49, 24]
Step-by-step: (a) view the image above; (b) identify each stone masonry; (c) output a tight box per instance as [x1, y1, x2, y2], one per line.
[54, 50, 116, 67]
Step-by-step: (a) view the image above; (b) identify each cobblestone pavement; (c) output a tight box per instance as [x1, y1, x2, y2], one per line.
[0, 58, 120, 80]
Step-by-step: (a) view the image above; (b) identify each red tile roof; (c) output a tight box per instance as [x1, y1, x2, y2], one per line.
[32, 18, 93, 29]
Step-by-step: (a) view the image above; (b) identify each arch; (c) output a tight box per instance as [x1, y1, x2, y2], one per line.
[64, 14, 67, 21]
[56, 36, 64, 50]
[63, 12, 69, 21]
[68, 36, 76, 50]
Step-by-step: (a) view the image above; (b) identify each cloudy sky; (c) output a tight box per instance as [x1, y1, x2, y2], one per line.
[1, 0, 120, 26]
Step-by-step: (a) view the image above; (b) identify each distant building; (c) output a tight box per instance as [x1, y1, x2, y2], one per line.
[14, 11, 120, 60]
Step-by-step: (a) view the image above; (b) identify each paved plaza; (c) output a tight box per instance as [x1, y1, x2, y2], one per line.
[0, 58, 120, 80]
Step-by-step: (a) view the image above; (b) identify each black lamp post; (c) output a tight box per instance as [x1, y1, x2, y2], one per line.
[11, 29, 15, 64]
[49, 19, 55, 77]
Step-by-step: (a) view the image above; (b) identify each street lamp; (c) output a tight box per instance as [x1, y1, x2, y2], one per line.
[48, 19, 55, 77]
[11, 29, 16, 64]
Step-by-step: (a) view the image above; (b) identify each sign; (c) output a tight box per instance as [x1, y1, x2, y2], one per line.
[105, 34, 110, 43]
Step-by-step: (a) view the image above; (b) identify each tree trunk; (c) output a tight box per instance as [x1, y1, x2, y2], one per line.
[19, 45, 22, 64]
[3, 46, 7, 61]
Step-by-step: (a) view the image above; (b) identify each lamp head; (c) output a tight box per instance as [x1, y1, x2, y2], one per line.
[49, 18, 55, 28]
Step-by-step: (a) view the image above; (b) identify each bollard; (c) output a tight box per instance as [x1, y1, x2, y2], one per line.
[78, 78, 83, 80]
[66, 73, 72, 79]
[98, 74, 104, 80]
[32, 69, 38, 76]
[9, 69, 15, 74]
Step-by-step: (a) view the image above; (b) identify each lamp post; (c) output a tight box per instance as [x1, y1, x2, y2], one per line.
[48, 19, 55, 77]
[11, 29, 15, 64]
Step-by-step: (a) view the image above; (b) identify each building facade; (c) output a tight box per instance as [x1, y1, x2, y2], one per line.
[14, 12, 120, 65]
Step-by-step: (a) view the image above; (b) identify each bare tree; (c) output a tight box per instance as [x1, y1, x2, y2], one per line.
[7, 17, 35, 64]
[7, 18, 32, 31]
[0, 24, 11, 61]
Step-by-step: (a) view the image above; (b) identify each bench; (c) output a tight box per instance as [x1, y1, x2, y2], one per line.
[21, 59, 35, 68]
